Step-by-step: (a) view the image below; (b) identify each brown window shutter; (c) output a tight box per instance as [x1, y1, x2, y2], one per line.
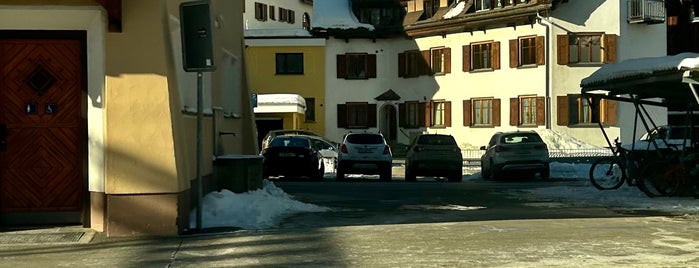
[367, 54, 377, 78]
[337, 54, 346, 78]
[423, 102, 432, 127]
[536, 96, 546, 126]
[462, 45, 471, 72]
[263, 4, 268, 20]
[445, 101, 452, 127]
[509, 97, 519, 126]
[569, 95, 579, 124]
[368, 104, 377, 128]
[463, 99, 472, 126]
[536, 36, 545, 65]
[603, 99, 618, 126]
[557, 35, 569, 65]
[444, 47, 451, 74]
[603, 34, 617, 63]
[398, 52, 406, 77]
[492, 41, 501, 70]
[418, 102, 427, 127]
[337, 104, 348, 128]
[493, 98, 501, 126]
[556, 96, 569, 126]
[421, 50, 431, 75]
[509, 39, 518, 68]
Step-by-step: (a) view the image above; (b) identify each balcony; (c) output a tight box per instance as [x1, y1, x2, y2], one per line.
[627, 0, 665, 24]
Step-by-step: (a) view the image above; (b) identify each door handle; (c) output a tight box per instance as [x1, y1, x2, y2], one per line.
[0, 123, 6, 152]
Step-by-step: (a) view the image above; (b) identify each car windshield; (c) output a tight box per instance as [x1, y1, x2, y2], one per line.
[270, 137, 309, 148]
[500, 133, 543, 144]
[417, 135, 456, 145]
[346, 134, 383, 144]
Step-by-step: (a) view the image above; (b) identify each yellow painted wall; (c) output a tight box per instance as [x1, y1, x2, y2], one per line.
[246, 45, 326, 135]
[105, 0, 255, 194]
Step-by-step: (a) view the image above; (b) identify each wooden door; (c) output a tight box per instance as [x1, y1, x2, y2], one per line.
[0, 33, 85, 218]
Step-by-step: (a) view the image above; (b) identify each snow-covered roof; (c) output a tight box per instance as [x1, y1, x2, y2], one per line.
[254, 94, 306, 114]
[244, 29, 312, 38]
[443, 0, 468, 19]
[311, 0, 375, 30]
[581, 52, 699, 89]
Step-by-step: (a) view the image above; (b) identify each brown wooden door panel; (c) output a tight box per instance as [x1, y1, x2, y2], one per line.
[0, 37, 84, 214]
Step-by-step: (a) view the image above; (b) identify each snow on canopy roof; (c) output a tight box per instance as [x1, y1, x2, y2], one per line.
[580, 52, 699, 89]
[245, 29, 312, 38]
[312, 0, 375, 30]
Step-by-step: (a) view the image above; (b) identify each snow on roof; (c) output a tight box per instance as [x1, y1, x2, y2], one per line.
[580, 52, 699, 88]
[245, 28, 312, 37]
[312, 0, 375, 30]
[254, 94, 306, 114]
[443, 0, 467, 19]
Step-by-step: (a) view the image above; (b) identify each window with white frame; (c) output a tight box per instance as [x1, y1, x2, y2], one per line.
[473, 98, 493, 125]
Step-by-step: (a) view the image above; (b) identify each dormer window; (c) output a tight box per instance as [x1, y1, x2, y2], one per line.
[475, 0, 493, 11]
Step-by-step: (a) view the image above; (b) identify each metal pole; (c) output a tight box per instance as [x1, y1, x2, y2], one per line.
[196, 71, 203, 230]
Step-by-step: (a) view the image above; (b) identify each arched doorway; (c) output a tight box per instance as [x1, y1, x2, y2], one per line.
[380, 103, 397, 141]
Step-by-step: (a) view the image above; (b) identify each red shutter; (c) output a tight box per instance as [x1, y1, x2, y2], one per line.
[492, 41, 501, 70]
[509, 39, 518, 68]
[337, 104, 348, 128]
[445, 101, 452, 127]
[556, 96, 569, 126]
[509, 98, 519, 126]
[367, 54, 377, 78]
[368, 104, 377, 128]
[557, 35, 569, 65]
[493, 99, 501, 126]
[536, 36, 545, 65]
[536, 96, 546, 126]
[463, 99, 472, 126]
[444, 47, 451, 74]
[462, 45, 471, 72]
[337, 54, 346, 78]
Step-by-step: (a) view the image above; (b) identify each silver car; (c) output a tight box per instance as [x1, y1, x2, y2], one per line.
[336, 132, 392, 181]
[480, 131, 550, 180]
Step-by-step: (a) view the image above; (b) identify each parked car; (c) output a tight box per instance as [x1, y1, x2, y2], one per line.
[623, 125, 699, 151]
[336, 132, 392, 181]
[261, 135, 325, 180]
[404, 134, 462, 182]
[260, 129, 321, 150]
[480, 131, 550, 180]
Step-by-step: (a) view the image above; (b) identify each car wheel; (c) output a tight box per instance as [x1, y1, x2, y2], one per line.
[312, 161, 325, 181]
[480, 162, 490, 179]
[379, 164, 392, 182]
[405, 167, 416, 182]
[490, 162, 501, 180]
[336, 162, 346, 181]
[540, 167, 550, 180]
[448, 170, 462, 182]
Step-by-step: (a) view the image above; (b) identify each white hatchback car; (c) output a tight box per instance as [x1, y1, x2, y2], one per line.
[480, 131, 550, 180]
[336, 132, 392, 181]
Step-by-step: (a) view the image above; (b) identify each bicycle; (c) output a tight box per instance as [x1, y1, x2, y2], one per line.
[635, 148, 699, 197]
[589, 137, 638, 190]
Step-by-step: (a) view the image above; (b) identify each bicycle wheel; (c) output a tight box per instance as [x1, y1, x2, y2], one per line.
[638, 162, 684, 197]
[636, 164, 668, 198]
[589, 157, 626, 190]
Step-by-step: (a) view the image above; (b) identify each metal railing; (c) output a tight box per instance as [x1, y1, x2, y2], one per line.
[461, 148, 613, 166]
[627, 0, 665, 24]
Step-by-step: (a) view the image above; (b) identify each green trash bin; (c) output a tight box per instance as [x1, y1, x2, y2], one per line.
[213, 154, 263, 193]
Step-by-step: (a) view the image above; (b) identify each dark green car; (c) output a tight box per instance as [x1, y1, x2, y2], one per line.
[404, 134, 463, 182]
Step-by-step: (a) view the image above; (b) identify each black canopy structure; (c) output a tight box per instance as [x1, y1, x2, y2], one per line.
[581, 52, 699, 109]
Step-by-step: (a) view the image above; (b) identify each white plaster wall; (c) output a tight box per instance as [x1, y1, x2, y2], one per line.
[549, 0, 667, 147]
[243, 0, 312, 30]
[0, 6, 106, 192]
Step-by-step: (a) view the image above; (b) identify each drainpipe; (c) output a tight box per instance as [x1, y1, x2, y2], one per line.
[536, 12, 553, 129]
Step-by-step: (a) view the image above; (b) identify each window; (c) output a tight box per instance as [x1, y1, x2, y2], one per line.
[463, 98, 501, 127]
[269, 5, 275, 20]
[355, 7, 404, 26]
[463, 41, 501, 72]
[430, 100, 452, 127]
[406, 102, 419, 127]
[305, 97, 315, 122]
[509, 36, 544, 67]
[557, 95, 617, 126]
[475, 0, 493, 11]
[557, 33, 617, 65]
[398, 50, 431, 78]
[275, 53, 303, 75]
[336, 53, 377, 79]
[430, 47, 451, 75]
[303, 13, 310, 30]
[255, 2, 268, 21]
[279, 7, 288, 22]
[337, 102, 377, 129]
[288, 10, 295, 24]
[422, 0, 441, 19]
[509, 96, 545, 126]
[399, 101, 423, 128]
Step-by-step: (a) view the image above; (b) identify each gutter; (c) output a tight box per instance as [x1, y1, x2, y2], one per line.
[536, 12, 553, 129]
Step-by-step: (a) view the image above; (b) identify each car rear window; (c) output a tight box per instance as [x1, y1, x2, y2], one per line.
[346, 134, 384, 144]
[501, 133, 543, 144]
[270, 137, 310, 148]
[417, 135, 456, 145]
